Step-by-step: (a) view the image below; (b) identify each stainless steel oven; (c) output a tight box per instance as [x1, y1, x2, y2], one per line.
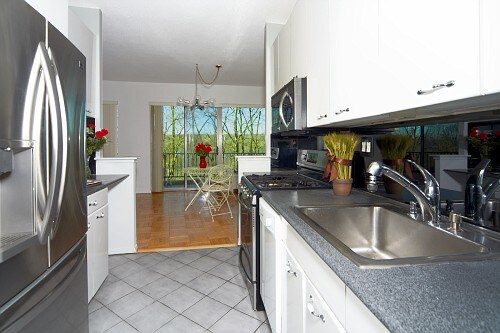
[238, 181, 264, 311]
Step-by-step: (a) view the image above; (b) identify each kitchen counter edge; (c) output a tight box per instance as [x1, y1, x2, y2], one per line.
[86, 174, 128, 195]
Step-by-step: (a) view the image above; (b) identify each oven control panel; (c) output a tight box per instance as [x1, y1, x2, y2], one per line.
[297, 149, 328, 171]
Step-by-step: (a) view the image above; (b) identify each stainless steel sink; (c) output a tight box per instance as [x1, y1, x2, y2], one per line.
[294, 203, 500, 268]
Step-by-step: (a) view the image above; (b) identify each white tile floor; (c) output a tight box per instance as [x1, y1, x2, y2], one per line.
[89, 247, 271, 333]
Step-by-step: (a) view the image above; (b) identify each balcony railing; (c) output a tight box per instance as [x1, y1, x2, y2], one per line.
[163, 152, 264, 186]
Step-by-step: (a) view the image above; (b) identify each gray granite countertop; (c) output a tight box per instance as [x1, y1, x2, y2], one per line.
[261, 188, 500, 332]
[86, 174, 128, 195]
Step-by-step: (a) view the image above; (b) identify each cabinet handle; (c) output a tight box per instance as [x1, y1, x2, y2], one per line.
[307, 295, 325, 323]
[335, 107, 349, 115]
[285, 261, 297, 277]
[96, 212, 105, 219]
[89, 200, 98, 207]
[87, 221, 91, 229]
[417, 80, 455, 95]
[317, 114, 327, 120]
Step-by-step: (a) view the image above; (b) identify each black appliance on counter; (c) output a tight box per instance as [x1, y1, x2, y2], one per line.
[238, 149, 329, 311]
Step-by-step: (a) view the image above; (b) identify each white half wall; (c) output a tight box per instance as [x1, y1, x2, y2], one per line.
[103, 80, 265, 193]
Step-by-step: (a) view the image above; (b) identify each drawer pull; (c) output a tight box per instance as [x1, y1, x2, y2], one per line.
[307, 295, 325, 323]
[96, 212, 105, 219]
[317, 114, 327, 120]
[335, 107, 349, 115]
[286, 261, 297, 277]
[89, 200, 98, 207]
[417, 80, 455, 95]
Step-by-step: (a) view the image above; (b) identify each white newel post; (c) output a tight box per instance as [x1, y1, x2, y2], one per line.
[96, 157, 138, 254]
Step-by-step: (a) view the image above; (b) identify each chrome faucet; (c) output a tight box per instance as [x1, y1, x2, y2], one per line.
[366, 161, 440, 223]
[465, 159, 500, 222]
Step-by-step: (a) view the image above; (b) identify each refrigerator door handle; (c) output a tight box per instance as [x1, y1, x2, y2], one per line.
[26, 43, 65, 244]
[47, 48, 68, 239]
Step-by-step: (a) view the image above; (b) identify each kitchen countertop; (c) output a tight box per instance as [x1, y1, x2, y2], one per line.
[86, 174, 128, 195]
[261, 188, 500, 332]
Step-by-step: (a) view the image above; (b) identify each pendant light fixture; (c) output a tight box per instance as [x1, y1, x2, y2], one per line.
[177, 64, 222, 110]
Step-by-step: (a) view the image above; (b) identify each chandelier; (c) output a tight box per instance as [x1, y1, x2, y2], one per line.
[177, 64, 222, 110]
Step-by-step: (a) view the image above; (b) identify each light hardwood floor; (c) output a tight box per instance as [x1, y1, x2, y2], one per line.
[136, 191, 238, 252]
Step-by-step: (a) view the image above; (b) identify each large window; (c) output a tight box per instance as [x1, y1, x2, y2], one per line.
[160, 105, 265, 189]
[395, 123, 459, 172]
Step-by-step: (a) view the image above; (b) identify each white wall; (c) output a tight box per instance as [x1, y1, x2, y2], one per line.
[103, 80, 265, 193]
[69, 7, 102, 125]
[26, 0, 68, 35]
[68, 9, 93, 117]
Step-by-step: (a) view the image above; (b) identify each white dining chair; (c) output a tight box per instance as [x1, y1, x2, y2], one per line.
[199, 164, 233, 221]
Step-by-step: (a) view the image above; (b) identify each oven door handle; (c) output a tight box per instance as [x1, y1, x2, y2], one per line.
[238, 193, 254, 211]
[239, 247, 253, 283]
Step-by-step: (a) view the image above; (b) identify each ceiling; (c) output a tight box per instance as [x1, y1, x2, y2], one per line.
[68, 0, 296, 87]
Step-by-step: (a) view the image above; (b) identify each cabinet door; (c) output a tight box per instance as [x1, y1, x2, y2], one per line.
[306, 0, 331, 127]
[93, 205, 109, 294]
[379, 0, 480, 113]
[87, 204, 109, 301]
[284, 249, 304, 333]
[304, 278, 345, 333]
[330, 0, 379, 122]
[290, 0, 308, 79]
[278, 21, 292, 90]
[480, 0, 500, 94]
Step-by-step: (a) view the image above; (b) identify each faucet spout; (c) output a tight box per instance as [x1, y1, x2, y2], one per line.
[465, 159, 500, 222]
[366, 161, 440, 223]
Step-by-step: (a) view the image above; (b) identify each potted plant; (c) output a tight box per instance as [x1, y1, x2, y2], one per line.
[375, 134, 412, 194]
[323, 132, 359, 196]
[195, 142, 212, 168]
[86, 124, 109, 177]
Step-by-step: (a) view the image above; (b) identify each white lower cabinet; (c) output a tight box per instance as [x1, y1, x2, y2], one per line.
[87, 188, 109, 302]
[346, 288, 388, 333]
[305, 278, 345, 333]
[283, 249, 304, 333]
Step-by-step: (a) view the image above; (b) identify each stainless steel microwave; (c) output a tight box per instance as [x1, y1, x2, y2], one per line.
[271, 77, 306, 134]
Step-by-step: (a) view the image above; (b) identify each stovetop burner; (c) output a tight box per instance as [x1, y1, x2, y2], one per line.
[245, 172, 329, 190]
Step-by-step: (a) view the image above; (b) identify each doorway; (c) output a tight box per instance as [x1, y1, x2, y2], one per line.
[152, 105, 265, 191]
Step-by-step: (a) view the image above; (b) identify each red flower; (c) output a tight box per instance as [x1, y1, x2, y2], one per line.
[101, 128, 109, 136]
[95, 130, 104, 139]
[87, 123, 95, 129]
[496, 131, 500, 137]
[470, 127, 478, 138]
[479, 133, 488, 140]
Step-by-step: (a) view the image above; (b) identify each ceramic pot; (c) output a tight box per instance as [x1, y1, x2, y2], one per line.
[199, 156, 207, 168]
[383, 177, 404, 195]
[332, 178, 353, 196]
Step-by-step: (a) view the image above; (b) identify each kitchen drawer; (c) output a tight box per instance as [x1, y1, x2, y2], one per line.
[87, 188, 108, 215]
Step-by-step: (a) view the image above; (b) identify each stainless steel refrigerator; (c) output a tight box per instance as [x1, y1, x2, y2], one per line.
[0, 0, 88, 331]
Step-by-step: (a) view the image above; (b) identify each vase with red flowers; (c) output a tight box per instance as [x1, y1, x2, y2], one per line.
[195, 142, 211, 168]
[86, 124, 109, 176]
[467, 127, 500, 169]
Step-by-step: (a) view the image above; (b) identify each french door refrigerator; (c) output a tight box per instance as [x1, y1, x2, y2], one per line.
[0, 0, 88, 331]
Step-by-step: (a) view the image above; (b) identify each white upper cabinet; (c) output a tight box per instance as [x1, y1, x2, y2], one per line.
[480, 0, 500, 94]
[306, 0, 331, 127]
[378, 0, 480, 114]
[278, 21, 292, 91]
[272, 35, 281, 94]
[290, 0, 308, 79]
[330, 0, 379, 122]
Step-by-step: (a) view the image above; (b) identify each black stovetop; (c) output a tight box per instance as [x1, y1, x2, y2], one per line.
[243, 171, 330, 191]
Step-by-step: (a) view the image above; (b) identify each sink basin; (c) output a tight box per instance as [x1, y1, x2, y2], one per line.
[294, 203, 499, 268]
